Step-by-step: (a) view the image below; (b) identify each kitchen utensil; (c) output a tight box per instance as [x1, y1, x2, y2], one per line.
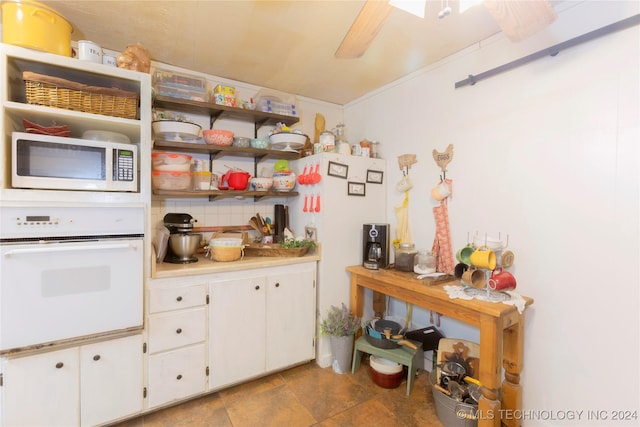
[152, 152, 192, 172]
[309, 163, 321, 184]
[297, 165, 308, 185]
[303, 195, 309, 212]
[314, 194, 321, 212]
[440, 361, 466, 388]
[220, 170, 251, 190]
[250, 137, 270, 149]
[250, 177, 273, 191]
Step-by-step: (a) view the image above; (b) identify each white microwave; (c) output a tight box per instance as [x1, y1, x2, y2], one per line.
[12, 132, 138, 192]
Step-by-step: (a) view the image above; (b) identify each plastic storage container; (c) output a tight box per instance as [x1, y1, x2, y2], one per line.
[152, 152, 192, 172]
[152, 171, 192, 191]
[153, 69, 207, 101]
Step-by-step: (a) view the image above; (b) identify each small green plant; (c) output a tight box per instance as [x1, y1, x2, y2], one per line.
[319, 303, 361, 337]
[280, 237, 316, 250]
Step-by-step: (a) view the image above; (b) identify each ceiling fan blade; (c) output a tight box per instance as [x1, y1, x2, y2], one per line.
[335, 0, 394, 59]
[484, 0, 557, 42]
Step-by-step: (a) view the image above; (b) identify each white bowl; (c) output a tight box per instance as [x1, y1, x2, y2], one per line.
[250, 177, 273, 191]
[272, 172, 296, 191]
[370, 356, 403, 374]
[472, 235, 505, 250]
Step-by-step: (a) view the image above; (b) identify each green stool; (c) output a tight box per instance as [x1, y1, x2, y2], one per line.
[351, 336, 424, 395]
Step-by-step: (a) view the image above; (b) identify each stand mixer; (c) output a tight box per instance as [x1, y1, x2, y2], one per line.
[163, 213, 201, 264]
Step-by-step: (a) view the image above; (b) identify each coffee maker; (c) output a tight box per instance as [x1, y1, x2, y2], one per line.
[363, 223, 390, 270]
[163, 213, 198, 264]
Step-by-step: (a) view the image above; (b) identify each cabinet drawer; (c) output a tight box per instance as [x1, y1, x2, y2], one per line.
[149, 283, 207, 313]
[147, 343, 207, 408]
[148, 307, 207, 353]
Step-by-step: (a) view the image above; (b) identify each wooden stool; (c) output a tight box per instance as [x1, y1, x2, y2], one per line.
[351, 336, 424, 395]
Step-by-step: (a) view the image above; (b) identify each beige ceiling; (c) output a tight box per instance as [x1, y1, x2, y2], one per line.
[41, 0, 513, 105]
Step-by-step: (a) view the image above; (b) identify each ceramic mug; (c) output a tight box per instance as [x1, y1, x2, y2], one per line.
[454, 262, 468, 279]
[431, 181, 451, 201]
[488, 267, 517, 291]
[455, 243, 474, 266]
[469, 245, 496, 270]
[497, 250, 515, 268]
[462, 268, 485, 288]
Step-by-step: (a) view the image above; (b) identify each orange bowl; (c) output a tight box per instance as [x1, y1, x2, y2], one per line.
[203, 129, 234, 146]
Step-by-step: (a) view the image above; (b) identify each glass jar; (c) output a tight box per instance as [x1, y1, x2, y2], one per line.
[394, 243, 417, 272]
[414, 250, 436, 274]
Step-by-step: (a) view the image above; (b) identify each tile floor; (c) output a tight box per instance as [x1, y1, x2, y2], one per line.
[110, 358, 445, 427]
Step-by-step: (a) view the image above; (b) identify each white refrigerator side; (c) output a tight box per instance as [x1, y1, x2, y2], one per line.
[290, 152, 386, 367]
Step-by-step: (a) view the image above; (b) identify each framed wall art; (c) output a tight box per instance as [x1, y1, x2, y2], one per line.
[348, 181, 366, 196]
[366, 169, 384, 184]
[327, 161, 348, 179]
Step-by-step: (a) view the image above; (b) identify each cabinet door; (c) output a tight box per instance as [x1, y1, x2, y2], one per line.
[147, 343, 207, 408]
[265, 266, 316, 371]
[209, 275, 266, 389]
[80, 334, 143, 427]
[1, 348, 79, 427]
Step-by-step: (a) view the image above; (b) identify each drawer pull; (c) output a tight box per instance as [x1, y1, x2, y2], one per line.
[275, 282, 280, 288]
[176, 374, 182, 380]
[93, 355, 101, 361]
[176, 328, 183, 334]
[55, 362, 64, 369]
[176, 296, 183, 302]
[255, 285, 260, 290]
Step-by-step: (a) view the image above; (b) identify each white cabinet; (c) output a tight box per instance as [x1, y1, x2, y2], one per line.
[0, 334, 143, 427]
[209, 274, 266, 387]
[80, 335, 144, 426]
[209, 262, 316, 389]
[265, 268, 316, 371]
[146, 279, 208, 408]
[0, 43, 152, 204]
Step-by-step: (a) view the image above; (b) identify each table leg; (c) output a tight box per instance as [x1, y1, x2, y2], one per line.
[502, 313, 525, 427]
[372, 291, 386, 318]
[478, 314, 502, 427]
[349, 275, 365, 319]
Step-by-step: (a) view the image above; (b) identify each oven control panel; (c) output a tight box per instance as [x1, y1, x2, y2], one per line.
[0, 206, 144, 239]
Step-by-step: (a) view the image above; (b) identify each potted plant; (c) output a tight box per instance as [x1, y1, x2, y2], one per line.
[320, 303, 361, 374]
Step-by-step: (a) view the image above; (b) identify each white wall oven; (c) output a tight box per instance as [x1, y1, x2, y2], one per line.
[0, 205, 144, 353]
[11, 132, 138, 192]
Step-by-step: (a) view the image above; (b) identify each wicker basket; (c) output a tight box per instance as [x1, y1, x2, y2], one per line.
[23, 71, 138, 119]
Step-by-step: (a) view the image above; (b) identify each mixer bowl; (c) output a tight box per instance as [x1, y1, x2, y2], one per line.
[169, 233, 202, 261]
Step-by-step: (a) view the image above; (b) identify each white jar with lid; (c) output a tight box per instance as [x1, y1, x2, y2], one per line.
[319, 131, 335, 151]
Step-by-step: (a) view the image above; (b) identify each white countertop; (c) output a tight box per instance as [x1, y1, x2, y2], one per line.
[152, 251, 321, 279]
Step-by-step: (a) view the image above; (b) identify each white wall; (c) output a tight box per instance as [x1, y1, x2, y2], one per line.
[345, 1, 639, 424]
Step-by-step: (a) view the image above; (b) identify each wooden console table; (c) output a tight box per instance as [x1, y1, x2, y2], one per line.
[347, 265, 533, 427]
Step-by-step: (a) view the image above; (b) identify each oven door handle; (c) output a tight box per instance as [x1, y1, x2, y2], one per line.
[3, 242, 139, 256]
